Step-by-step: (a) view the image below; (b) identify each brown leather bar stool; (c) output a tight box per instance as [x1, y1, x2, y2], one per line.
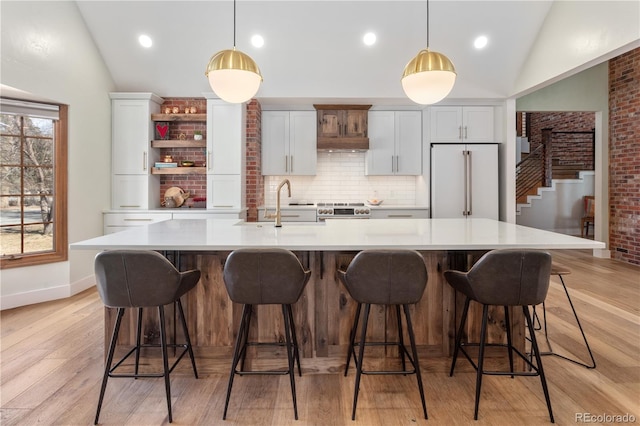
[222, 248, 311, 420]
[338, 249, 428, 421]
[445, 249, 554, 423]
[93, 250, 201, 424]
[531, 263, 596, 368]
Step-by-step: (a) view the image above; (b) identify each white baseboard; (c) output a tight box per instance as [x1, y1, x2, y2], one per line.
[0, 275, 95, 311]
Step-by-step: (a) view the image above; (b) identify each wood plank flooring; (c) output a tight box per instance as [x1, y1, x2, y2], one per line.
[1, 249, 638, 425]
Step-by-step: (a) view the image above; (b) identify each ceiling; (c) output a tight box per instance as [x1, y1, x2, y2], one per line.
[75, 1, 556, 106]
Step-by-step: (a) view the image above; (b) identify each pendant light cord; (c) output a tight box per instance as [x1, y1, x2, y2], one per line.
[233, 0, 237, 48]
[426, 0, 430, 49]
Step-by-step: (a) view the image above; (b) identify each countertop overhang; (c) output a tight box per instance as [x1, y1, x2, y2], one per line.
[71, 218, 605, 251]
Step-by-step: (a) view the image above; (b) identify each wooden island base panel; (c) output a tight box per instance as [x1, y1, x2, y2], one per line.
[107, 250, 525, 374]
[73, 217, 604, 374]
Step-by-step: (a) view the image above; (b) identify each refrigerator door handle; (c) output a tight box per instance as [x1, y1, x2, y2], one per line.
[463, 150, 468, 216]
[467, 150, 472, 216]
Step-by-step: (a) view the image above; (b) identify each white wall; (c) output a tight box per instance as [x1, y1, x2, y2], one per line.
[516, 63, 609, 257]
[1, 1, 114, 309]
[517, 172, 594, 235]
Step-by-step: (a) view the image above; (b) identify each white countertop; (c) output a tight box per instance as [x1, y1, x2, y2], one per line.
[71, 218, 605, 251]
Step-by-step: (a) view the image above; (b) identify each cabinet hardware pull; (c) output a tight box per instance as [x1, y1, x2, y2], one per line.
[124, 218, 153, 221]
[291, 156, 294, 172]
[459, 126, 463, 140]
[285, 155, 289, 172]
[119, 205, 141, 208]
[208, 152, 212, 171]
[143, 152, 147, 171]
[464, 126, 468, 139]
[281, 214, 300, 218]
[388, 214, 412, 218]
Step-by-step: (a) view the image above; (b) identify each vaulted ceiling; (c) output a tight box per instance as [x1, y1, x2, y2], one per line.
[75, 1, 636, 106]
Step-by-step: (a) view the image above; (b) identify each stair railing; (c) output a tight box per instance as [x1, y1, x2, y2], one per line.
[516, 145, 545, 199]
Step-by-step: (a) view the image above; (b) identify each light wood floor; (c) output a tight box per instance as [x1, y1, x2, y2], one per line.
[1, 250, 638, 425]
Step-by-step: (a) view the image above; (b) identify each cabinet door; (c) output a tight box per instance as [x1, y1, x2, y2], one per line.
[430, 107, 463, 142]
[262, 111, 290, 175]
[317, 109, 341, 139]
[343, 110, 368, 138]
[395, 111, 422, 175]
[208, 101, 244, 175]
[208, 174, 242, 209]
[462, 107, 494, 142]
[366, 111, 395, 175]
[289, 111, 316, 175]
[112, 174, 158, 209]
[112, 99, 156, 174]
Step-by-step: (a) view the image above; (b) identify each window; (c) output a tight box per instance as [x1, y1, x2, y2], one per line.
[0, 99, 68, 269]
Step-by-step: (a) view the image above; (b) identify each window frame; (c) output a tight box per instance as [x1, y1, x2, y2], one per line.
[1, 104, 68, 269]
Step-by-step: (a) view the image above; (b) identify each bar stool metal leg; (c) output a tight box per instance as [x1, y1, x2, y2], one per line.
[286, 304, 303, 376]
[450, 297, 471, 377]
[504, 306, 515, 378]
[223, 304, 251, 420]
[524, 306, 555, 423]
[344, 303, 362, 376]
[95, 308, 125, 425]
[352, 303, 371, 420]
[403, 304, 428, 419]
[282, 304, 299, 420]
[176, 299, 198, 378]
[474, 305, 490, 420]
[396, 305, 407, 373]
[134, 308, 143, 377]
[158, 305, 172, 423]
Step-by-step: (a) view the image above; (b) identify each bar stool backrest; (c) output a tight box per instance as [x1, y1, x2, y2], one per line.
[448, 249, 552, 306]
[339, 250, 427, 305]
[223, 248, 311, 305]
[94, 250, 200, 308]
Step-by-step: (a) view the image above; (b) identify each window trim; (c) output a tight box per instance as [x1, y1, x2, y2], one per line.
[1, 104, 68, 269]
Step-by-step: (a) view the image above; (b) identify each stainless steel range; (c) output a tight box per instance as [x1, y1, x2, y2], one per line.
[316, 202, 370, 220]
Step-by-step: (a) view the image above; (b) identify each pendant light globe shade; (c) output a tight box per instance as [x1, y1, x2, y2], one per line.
[401, 48, 456, 105]
[205, 48, 263, 103]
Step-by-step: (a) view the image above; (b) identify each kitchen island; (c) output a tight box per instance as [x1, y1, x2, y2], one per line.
[72, 218, 605, 373]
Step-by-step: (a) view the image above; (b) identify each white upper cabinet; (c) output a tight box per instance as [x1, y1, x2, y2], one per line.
[111, 94, 162, 175]
[430, 106, 494, 143]
[366, 111, 422, 175]
[262, 111, 316, 175]
[206, 100, 244, 175]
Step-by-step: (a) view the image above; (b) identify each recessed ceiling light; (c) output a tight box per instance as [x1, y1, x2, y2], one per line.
[474, 35, 488, 49]
[363, 32, 376, 46]
[138, 34, 153, 48]
[251, 35, 264, 48]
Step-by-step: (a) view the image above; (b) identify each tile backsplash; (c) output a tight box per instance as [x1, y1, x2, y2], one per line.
[264, 152, 418, 205]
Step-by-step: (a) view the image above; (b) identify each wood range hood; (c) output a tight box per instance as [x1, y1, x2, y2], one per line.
[314, 104, 372, 151]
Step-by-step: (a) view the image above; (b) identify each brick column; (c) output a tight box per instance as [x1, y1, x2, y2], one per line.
[245, 100, 264, 222]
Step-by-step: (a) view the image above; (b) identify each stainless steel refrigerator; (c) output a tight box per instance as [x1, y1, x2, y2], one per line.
[431, 143, 499, 219]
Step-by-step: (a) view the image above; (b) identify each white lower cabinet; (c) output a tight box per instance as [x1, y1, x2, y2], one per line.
[111, 174, 160, 210]
[207, 174, 242, 209]
[370, 208, 429, 219]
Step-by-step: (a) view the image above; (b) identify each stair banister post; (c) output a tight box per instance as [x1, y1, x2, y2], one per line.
[542, 128, 553, 187]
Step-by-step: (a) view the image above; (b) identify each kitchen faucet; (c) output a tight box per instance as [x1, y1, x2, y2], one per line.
[264, 179, 291, 227]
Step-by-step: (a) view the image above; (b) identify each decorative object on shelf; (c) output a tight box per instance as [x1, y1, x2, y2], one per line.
[184, 107, 190, 114]
[172, 106, 180, 114]
[401, 0, 456, 105]
[205, 0, 262, 103]
[190, 106, 197, 114]
[163, 187, 190, 208]
[163, 155, 173, 163]
[155, 122, 170, 140]
[193, 130, 203, 140]
[155, 162, 177, 168]
[178, 133, 186, 140]
[164, 107, 172, 114]
[180, 160, 195, 167]
[367, 199, 383, 206]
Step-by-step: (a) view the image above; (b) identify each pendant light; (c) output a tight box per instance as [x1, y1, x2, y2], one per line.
[205, 0, 262, 103]
[401, 0, 456, 105]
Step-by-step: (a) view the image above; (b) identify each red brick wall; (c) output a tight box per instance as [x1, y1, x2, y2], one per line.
[527, 112, 595, 169]
[609, 47, 640, 265]
[245, 100, 263, 222]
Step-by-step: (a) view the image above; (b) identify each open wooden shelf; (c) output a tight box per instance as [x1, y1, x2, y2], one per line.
[151, 167, 206, 175]
[151, 113, 206, 122]
[151, 139, 206, 148]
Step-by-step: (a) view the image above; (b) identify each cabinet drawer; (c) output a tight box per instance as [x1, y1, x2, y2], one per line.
[371, 209, 429, 219]
[104, 213, 172, 227]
